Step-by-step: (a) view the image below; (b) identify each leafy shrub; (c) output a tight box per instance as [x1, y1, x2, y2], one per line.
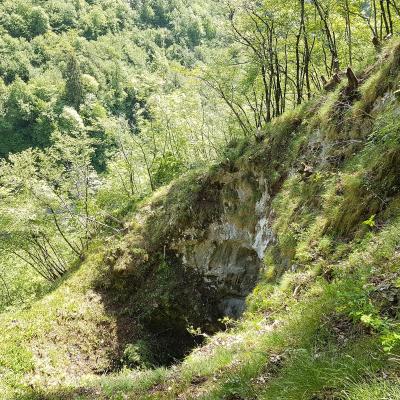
[122, 340, 153, 369]
[151, 152, 185, 189]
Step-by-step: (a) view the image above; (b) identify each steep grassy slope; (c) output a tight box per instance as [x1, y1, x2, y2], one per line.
[2, 41, 400, 399]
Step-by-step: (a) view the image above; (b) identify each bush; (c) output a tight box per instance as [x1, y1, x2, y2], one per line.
[122, 340, 153, 369]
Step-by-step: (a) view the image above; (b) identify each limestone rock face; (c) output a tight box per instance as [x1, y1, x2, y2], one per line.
[107, 161, 276, 322]
[174, 167, 275, 318]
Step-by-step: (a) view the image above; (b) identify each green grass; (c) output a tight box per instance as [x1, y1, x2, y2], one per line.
[0, 241, 115, 399]
[2, 40, 400, 400]
[344, 379, 400, 400]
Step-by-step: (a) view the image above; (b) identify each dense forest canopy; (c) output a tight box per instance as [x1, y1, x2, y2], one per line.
[0, 0, 223, 161]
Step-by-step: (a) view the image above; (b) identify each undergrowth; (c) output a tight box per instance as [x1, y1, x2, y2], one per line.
[2, 41, 400, 400]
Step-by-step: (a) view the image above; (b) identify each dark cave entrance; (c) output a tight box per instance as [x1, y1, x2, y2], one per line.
[98, 241, 263, 371]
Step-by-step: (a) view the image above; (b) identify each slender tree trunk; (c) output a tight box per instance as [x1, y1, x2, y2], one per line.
[390, 0, 400, 17]
[313, 0, 338, 74]
[372, 0, 379, 39]
[261, 65, 271, 122]
[296, 30, 302, 105]
[380, 0, 390, 35]
[283, 40, 289, 112]
[49, 207, 82, 258]
[345, 0, 353, 65]
[387, 0, 394, 33]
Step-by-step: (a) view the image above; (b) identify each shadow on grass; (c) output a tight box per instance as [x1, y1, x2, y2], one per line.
[92, 253, 211, 371]
[18, 387, 106, 400]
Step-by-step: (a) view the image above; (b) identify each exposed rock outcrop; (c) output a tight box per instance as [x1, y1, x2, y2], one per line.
[108, 162, 276, 321]
[174, 172, 274, 318]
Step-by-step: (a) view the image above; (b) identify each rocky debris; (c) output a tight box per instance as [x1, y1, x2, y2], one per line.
[369, 272, 400, 318]
[298, 162, 314, 180]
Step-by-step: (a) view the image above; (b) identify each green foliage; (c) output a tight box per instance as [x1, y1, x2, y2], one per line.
[151, 152, 185, 189]
[64, 53, 84, 110]
[0, 0, 227, 166]
[363, 214, 376, 228]
[0, 1, 50, 40]
[2, 2, 400, 400]
[0, 0, 229, 307]
[121, 340, 153, 369]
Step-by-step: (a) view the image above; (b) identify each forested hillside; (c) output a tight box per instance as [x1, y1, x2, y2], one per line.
[1, 1, 400, 399]
[0, 0, 230, 307]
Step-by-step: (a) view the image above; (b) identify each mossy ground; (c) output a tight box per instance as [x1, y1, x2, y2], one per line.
[2, 42, 400, 399]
